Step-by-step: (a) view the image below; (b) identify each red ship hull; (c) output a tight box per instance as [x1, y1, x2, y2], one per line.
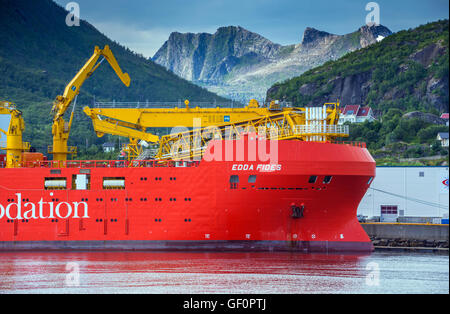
[0, 138, 375, 252]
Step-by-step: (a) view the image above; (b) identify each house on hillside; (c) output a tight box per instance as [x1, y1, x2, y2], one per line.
[102, 142, 116, 153]
[437, 132, 449, 148]
[338, 105, 376, 124]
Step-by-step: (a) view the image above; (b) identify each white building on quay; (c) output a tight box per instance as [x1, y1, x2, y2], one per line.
[358, 166, 449, 223]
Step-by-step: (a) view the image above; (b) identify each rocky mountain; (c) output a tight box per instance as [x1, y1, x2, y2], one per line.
[153, 24, 392, 101]
[267, 20, 449, 114]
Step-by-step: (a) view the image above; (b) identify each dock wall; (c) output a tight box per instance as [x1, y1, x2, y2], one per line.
[361, 223, 449, 241]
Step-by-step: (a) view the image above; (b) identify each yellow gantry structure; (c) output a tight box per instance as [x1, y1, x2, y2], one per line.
[83, 99, 300, 160]
[50, 45, 130, 162]
[84, 99, 286, 137]
[155, 102, 348, 161]
[84, 99, 347, 161]
[0, 101, 30, 168]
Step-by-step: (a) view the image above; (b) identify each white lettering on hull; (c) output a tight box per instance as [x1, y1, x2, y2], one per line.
[0, 193, 89, 220]
[231, 163, 282, 172]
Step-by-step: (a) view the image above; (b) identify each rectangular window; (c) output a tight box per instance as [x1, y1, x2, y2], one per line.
[103, 177, 125, 190]
[72, 174, 90, 190]
[308, 176, 317, 184]
[323, 176, 333, 184]
[381, 205, 398, 215]
[419, 171, 424, 177]
[230, 175, 239, 189]
[44, 177, 67, 190]
[248, 175, 257, 183]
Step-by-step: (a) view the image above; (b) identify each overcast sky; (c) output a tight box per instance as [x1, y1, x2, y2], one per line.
[54, 0, 449, 58]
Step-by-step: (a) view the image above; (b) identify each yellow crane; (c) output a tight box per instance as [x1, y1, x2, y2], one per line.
[84, 99, 282, 132]
[83, 99, 307, 159]
[83, 97, 345, 161]
[50, 45, 130, 162]
[156, 102, 347, 161]
[0, 101, 30, 168]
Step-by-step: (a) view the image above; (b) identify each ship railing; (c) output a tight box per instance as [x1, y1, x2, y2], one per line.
[93, 101, 245, 109]
[92, 100, 293, 109]
[331, 140, 367, 148]
[293, 124, 349, 136]
[16, 160, 201, 168]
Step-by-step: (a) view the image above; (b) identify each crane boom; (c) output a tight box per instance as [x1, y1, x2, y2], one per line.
[50, 45, 130, 162]
[83, 100, 291, 129]
[83, 99, 298, 160]
[83, 99, 308, 157]
[83, 99, 345, 161]
[156, 103, 347, 161]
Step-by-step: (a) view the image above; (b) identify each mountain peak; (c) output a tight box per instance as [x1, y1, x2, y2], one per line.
[214, 25, 264, 39]
[217, 25, 246, 32]
[301, 27, 334, 45]
[358, 24, 392, 38]
[358, 24, 392, 47]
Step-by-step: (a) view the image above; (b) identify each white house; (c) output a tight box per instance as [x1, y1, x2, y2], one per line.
[102, 142, 116, 153]
[338, 105, 375, 124]
[437, 132, 449, 148]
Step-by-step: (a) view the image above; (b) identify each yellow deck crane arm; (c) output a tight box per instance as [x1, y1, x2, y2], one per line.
[50, 45, 130, 162]
[155, 103, 347, 161]
[83, 98, 344, 161]
[0, 101, 30, 168]
[83, 99, 292, 160]
[83, 107, 158, 142]
[83, 99, 297, 160]
[83, 105, 285, 128]
[83, 106, 159, 160]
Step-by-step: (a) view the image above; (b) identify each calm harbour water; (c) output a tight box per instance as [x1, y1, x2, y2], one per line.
[0, 251, 448, 294]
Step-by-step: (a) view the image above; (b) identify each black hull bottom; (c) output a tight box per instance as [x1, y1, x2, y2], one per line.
[0, 240, 374, 253]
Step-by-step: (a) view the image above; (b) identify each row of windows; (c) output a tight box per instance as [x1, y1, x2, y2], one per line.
[152, 177, 177, 181]
[45, 175, 181, 190]
[4, 218, 193, 223]
[154, 218, 192, 222]
[95, 219, 119, 222]
[230, 175, 333, 185]
[5, 219, 61, 223]
[256, 186, 328, 191]
[6, 219, 28, 223]
[229, 175, 334, 189]
[5, 197, 192, 203]
[308, 175, 333, 184]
